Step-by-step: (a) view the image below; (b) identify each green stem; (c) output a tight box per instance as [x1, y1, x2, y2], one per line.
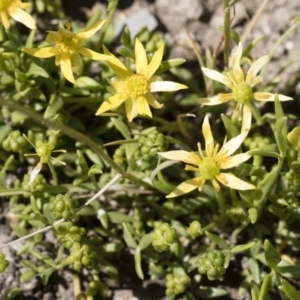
[48, 161, 58, 185]
[98, 0, 119, 46]
[0, 99, 150, 188]
[215, 189, 225, 213]
[230, 188, 238, 206]
[223, 0, 231, 66]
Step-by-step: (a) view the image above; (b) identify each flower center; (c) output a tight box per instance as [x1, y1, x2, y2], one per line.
[48, 25, 81, 54]
[232, 83, 253, 104]
[122, 74, 150, 98]
[0, 0, 12, 10]
[198, 157, 220, 180]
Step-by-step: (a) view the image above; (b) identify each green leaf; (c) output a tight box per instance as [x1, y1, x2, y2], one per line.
[26, 62, 49, 78]
[157, 58, 186, 74]
[20, 269, 36, 283]
[0, 125, 11, 144]
[111, 117, 131, 139]
[221, 114, 239, 138]
[205, 231, 230, 250]
[250, 280, 260, 300]
[138, 233, 152, 251]
[99, 242, 124, 253]
[44, 94, 63, 119]
[3, 287, 21, 300]
[248, 208, 258, 224]
[274, 95, 287, 156]
[88, 164, 103, 176]
[22, 87, 46, 101]
[76, 150, 89, 173]
[117, 46, 135, 59]
[264, 240, 281, 269]
[73, 174, 89, 185]
[258, 271, 275, 300]
[75, 76, 103, 90]
[196, 286, 228, 298]
[107, 211, 132, 224]
[134, 248, 144, 279]
[122, 222, 137, 248]
[253, 167, 279, 204]
[40, 267, 56, 285]
[279, 280, 300, 300]
[231, 240, 256, 253]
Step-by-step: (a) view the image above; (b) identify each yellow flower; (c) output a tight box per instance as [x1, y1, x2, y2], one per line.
[158, 115, 255, 198]
[198, 42, 293, 131]
[96, 38, 188, 122]
[0, 0, 36, 30]
[22, 20, 110, 84]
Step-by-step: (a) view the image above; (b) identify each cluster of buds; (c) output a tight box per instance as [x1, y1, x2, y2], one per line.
[67, 242, 95, 271]
[21, 174, 46, 198]
[138, 131, 169, 161]
[0, 253, 9, 273]
[49, 193, 78, 220]
[268, 191, 299, 218]
[244, 133, 271, 150]
[165, 274, 190, 296]
[113, 144, 127, 168]
[186, 220, 203, 239]
[226, 203, 247, 223]
[198, 251, 226, 280]
[2, 130, 27, 152]
[286, 161, 300, 188]
[151, 222, 177, 252]
[56, 221, 85, 248]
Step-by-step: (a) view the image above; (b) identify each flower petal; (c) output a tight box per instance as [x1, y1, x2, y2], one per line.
[218, 132, 247, 158]
[136, 96, 152, 118]
[1, 11, 10, 29]
[220, 153, 252, 169]
[125, 98, 138, 122]
[70, 52, 82, 74]
[194, 95, 230, 106]
[253, 92, 293, 102]
[77, 19, 106, 39]
[103, 45, 132, 79]
[22, 47, 59, 58]
[159, 150, 201, 166]
[8, 7, 36, 29]
[29, 162, 43, 185]
[241, 104, 252, 133]
[77, 46, 111, 61]
[246, 55, 269, 85]
[145, 93, 163, 109]
[202, 115, 214, 157]
[150, 81, 188, 92]
[215, 173, 255, 190]
[202, 67, 233, 88]
[166, 177, 204, 198]
[135, 38, 148, 76]
[60, 57, 75, 84]
[96, 93, 127, 115]
[231, 42, 244, 82]
[145, 43, 164, 79]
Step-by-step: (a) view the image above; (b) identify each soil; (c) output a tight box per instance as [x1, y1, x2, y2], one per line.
[1, 0, 300, 299]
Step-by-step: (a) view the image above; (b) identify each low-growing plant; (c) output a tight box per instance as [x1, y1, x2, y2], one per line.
[1, 0, 300, 299]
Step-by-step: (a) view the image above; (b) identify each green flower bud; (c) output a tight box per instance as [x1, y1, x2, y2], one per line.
[198, 251, 226, 280]
[151, 223, 177, 252]
[0, 253, 9, 273]
[187, 220, 202, 239]
[49, 193, 78, 220]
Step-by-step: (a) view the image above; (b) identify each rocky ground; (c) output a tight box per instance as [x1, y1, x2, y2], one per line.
[1, 0, 300, 299]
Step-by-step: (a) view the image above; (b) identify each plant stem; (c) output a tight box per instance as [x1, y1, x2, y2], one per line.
[223, 0, 231, 66]
[0, 99, 151, 188]
[48, 161, 58, 185]
[215, 189, 225, 213]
